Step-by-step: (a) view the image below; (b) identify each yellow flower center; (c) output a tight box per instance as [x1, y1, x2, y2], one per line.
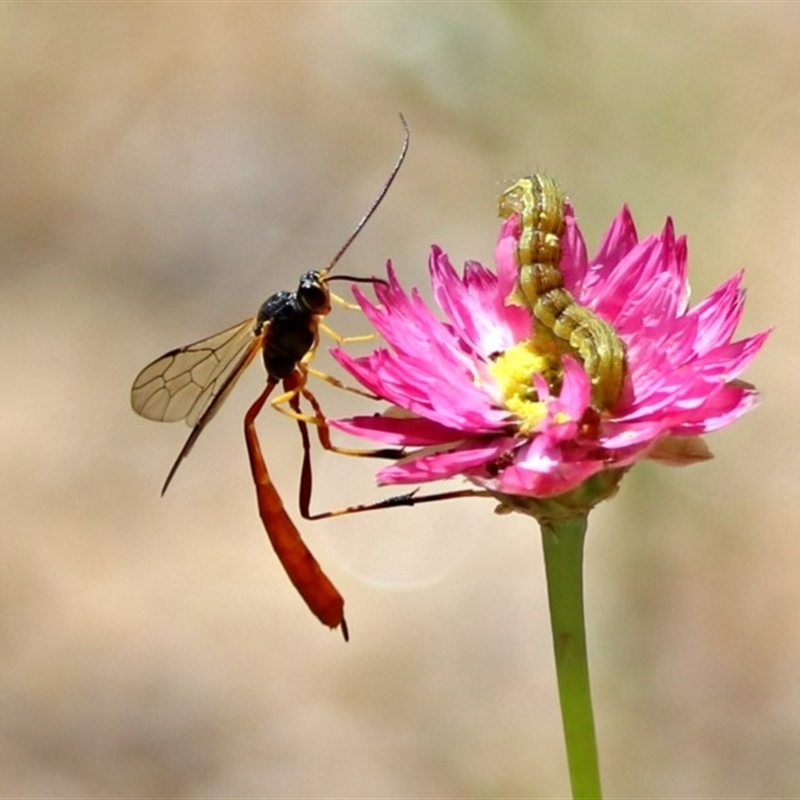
[488, 340, 560, 434]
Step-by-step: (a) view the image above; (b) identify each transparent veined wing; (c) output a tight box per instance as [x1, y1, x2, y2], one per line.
[130, 318, 265, 492]
[131, 318, 260, 424]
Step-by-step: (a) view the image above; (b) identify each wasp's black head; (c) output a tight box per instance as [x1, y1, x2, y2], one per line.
[296, 270, 331, 315]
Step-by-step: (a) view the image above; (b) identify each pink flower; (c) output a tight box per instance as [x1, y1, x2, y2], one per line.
[331, 203, 771, 500]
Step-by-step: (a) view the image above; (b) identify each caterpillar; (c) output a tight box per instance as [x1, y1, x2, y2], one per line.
[498, 175, 626, 411]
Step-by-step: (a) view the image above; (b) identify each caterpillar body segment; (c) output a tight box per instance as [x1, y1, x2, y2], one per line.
[498, 175, 626, 411]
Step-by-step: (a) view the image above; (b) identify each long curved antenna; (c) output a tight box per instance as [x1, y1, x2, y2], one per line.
[324, 113, 410, 277]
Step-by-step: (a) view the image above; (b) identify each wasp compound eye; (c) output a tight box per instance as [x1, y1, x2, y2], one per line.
[297, 271, 330, 313]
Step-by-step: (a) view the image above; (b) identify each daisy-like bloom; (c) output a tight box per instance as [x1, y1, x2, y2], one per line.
[330, 202, 771, 506]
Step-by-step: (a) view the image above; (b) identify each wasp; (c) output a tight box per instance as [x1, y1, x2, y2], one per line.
[131, 118, 411, 640]
[498, 175, 626, 411]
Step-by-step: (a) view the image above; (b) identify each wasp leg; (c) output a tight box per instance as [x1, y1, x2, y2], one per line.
[327, 284, 388, 315]
[327, 293, 363, 313]
[285, 378, 491, 522]
[245, 378, 348, 640]
[269, 370, 401, 461]
[319, 321, 377, 345]
[306, 363, 381, 400]
[297, 379, 404, 460]
[301, 481, 491, 522]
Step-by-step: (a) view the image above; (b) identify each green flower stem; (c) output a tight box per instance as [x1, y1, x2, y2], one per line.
[540, 514, 602, 799]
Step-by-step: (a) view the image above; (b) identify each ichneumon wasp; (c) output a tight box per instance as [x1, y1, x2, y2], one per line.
[131, 117, 412, 640]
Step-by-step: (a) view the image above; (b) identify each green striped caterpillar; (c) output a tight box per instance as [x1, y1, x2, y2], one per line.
[498, 175, 626, 411]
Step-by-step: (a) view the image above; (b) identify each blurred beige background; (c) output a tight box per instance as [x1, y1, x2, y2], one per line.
[0, 3, 796, 798]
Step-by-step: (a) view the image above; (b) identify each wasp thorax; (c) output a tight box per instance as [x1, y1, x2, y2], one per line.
[297, 270, 331, 315]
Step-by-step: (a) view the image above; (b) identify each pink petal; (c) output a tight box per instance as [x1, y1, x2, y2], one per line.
[376, 437, 517, 485]
[331, 413, 465, 446]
